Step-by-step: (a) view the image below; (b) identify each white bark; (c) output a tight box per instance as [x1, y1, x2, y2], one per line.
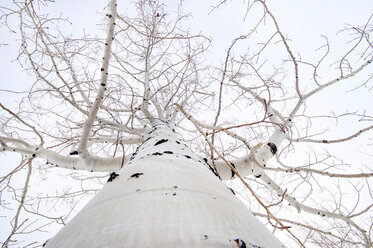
[45, 122, 285, 248]
[0, 136, 124, 172]
[77, 0, 117, 157]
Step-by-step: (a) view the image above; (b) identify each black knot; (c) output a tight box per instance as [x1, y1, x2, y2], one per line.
[107, 172, 119, 182]
[130, 172, 144, 179]
[267, 142, 277, 155]
[154, 139, 168, 146]
[234, 238, 247, 248]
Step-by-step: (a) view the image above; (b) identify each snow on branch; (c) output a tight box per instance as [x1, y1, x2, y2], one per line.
[77, 0, 117, 155]
[0, 136, 123, 172]
[252, 212, 366, 247]
[253, 163, 370, 244]
[291, 125, 373, 144]
[264, 164, 373, 179]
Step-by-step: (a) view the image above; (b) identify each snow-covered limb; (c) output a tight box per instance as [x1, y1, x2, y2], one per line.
[211, 145, 258, 180]
[252, 168, 370, 244]
[264, 165, 373, 178]
[254, 129, 285, 165]
[140, 49, 155, 122]
[288, 57, 373, 120]
[0, 136, 32, 149]
[291, 125, 373, 144]
[216, 107, 288, 179]
[211, 128, 287, 180]
[304, 57, 373, 99]
[252, 212, 366, 247]
[77, 0, 117, 155]
[1, 137, 123, 172]
[215, 129, 373, 180]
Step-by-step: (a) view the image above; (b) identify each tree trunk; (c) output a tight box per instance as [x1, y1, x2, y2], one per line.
[45, 122, 285, 247]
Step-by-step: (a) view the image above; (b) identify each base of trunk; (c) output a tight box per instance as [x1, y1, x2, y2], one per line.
[46, 155, 285, 247]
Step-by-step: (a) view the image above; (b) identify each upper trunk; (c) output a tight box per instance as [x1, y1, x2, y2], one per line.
[45, 121, 285, 247]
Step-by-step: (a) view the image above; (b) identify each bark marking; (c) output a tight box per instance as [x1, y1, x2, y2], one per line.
[234, 238, 247, 248]
[230, 162, 236, 178]
[107, 172, 119, 182]
[154, 139, 168, 146]
[267, 142, 277, 155]
[129, 172, 144, 179]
